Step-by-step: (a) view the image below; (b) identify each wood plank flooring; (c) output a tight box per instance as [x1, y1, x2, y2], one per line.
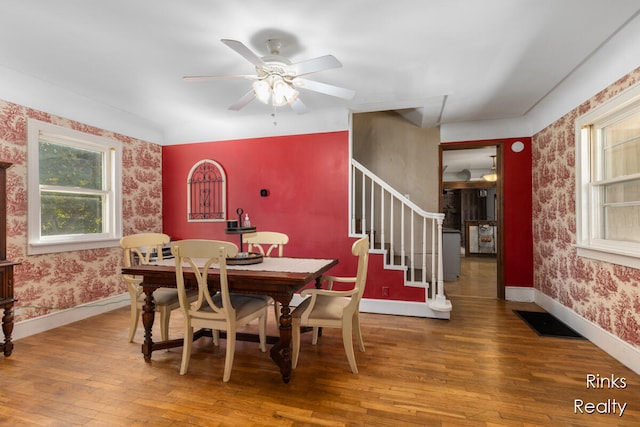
[1, 297, 639, 426]
[445, 256, 497, 299]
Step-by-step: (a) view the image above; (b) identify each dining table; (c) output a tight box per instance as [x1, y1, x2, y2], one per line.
[121, 256, 338, 383]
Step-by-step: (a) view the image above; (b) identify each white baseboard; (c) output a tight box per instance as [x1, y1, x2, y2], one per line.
[534, 290, 640, 375]
[12, 293, 130, 341]
[290, 294, 451, 319]
[505, 286, 535, 302]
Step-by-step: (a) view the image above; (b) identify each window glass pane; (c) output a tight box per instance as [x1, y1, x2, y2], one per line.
[40, 192, 103, 236]
[604, 204, 640, 243]
[602, 113, 640, 179]
[39, 141, 103, 189]
[603, 180, 640, 242]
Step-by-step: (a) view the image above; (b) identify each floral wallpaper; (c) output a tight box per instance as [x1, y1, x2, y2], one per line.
[532, 67, 640, 349]
[0, 100, 162, 321]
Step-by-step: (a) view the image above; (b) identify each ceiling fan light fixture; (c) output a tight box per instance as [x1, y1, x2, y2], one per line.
[271, 77, 289, 106]
[254, 75, 299, 107]
[253, 79, 271, 104]
[273, 78, 299, 104]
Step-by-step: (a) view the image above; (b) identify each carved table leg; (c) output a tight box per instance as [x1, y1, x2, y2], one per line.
[270, 302, 292, 383]
[141, 287, 156, 362]
[2, 303, 14, 357]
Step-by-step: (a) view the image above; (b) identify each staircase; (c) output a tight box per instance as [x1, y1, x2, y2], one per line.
[351, 159, 452, 317]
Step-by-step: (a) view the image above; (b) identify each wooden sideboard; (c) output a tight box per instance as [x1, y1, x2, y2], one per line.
[1, 161, 16, 357]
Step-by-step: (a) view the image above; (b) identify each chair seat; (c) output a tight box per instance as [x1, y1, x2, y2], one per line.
[292, 295, 350, 321]
[136, 288, 197, 306]
[199, 294, 269, 319]
[231, 293, 272, 304]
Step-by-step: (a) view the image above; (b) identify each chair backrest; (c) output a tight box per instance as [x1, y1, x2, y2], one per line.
[243, 231, 289, 257]
[351, 236, 370, 303]
[120, 233, 170, 268]
[171, 239, 238, 319]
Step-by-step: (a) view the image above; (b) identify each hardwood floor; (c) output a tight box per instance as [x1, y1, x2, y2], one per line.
[1, 297, 639, 426]
[445, 255, 497, 299]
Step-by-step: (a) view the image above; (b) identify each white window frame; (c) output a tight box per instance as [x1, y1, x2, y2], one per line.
[27, 119, 123, 255]
[575, 83, 640, 269]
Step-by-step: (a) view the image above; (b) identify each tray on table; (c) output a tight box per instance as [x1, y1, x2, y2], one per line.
[226, 251, 263, 265]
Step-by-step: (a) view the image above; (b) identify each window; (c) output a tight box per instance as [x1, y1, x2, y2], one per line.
[575, 84, 640, 268]
[187, 159, 226, 222]
[27, 119, 122, 255]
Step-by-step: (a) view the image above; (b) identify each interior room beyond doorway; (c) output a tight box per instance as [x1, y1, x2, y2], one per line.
[441, 146, 498, 299]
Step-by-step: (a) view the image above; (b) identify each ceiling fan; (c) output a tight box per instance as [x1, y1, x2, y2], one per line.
[183, 39, 355, 114]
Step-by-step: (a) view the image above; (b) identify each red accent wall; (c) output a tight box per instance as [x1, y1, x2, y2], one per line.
[503, 138, 533, 288]
[162, 131, 426, 302]
[445, 138, 534, 288]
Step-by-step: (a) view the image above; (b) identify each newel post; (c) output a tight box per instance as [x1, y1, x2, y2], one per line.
[432, 215, 452, 311]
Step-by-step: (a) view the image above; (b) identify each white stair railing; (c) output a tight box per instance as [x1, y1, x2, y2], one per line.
[351, 159, 452, 313]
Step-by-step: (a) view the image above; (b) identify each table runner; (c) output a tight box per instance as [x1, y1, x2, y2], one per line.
[153, 256, 335, 274]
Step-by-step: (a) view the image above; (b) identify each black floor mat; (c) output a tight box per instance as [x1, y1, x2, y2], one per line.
[514, 310, 585, 339]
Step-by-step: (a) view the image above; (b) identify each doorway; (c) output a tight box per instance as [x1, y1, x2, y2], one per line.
[439, 143, 504, 299]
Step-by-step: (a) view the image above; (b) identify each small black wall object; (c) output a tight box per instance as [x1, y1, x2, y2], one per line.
[260, 189, 269, 197]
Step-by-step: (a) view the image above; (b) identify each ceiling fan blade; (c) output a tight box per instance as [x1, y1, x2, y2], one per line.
[228, 89, 256, 111]
[221, 39, 264, 67]
[290, 98, 308, 114]
[182, 75, 257, 82]
[292, 78, 355, 100]
[289, 55, 342, 76]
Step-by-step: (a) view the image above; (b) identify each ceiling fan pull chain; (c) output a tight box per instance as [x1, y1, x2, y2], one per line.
[272, 105, 278, 126]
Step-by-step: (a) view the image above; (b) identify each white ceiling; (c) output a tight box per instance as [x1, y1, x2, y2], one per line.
[1, 0, 640, 145]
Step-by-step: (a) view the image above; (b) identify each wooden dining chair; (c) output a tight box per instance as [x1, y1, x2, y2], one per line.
[243, 231, 289, 256]
[291, 236, 369, 374]
[243, 231, 290, 321]
[172, 239, 268, 382]
[120, 233, 197, 343]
